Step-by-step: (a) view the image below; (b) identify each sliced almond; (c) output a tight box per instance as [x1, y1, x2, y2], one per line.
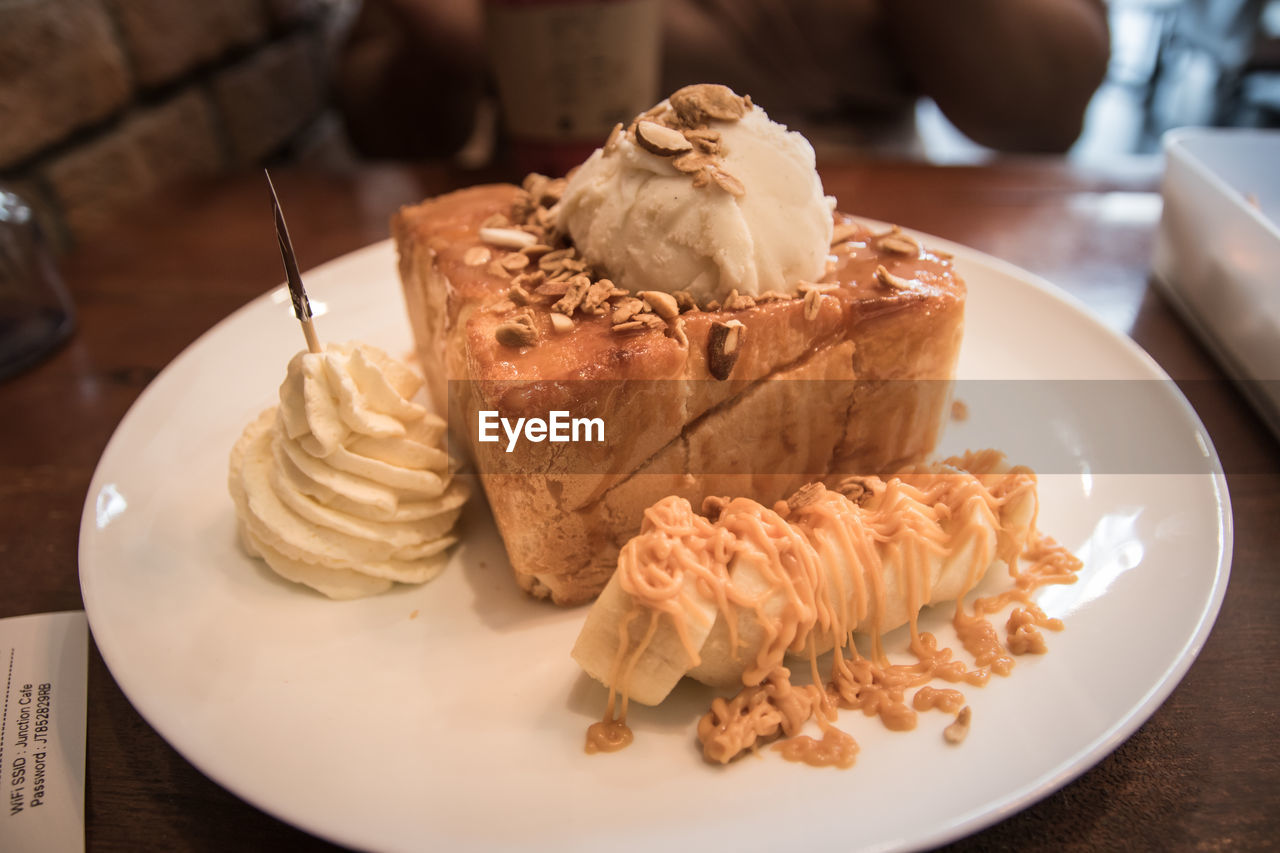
[639, 290, 680, 321]
[480, 226, 537, 250]
[487, 259, 511, 279]
[539, 250, 572, 273]
[797, 281, 838, 294]
[500, 252, 531, 271]
[670, 83, 747, 124]
[635, 120, 694, 156]
[875, 264, 912, 291]
[787, 483, 825, 510]
[534, 279, 569, 299]
[707, 319, 744, 380]
[876, 231, 920, 257]
[520, 243, 554, 258]
[803, 288, 824, 321]
[463, 246, 492, 266]
[604, 122, 624, 154]
[711, 168, 746, 198]
[669, 316, 689, 347]
[611, 319, 650, 335]
[684, 127, 721, 147]
[830, 223, 861, 246]
[722, 289, 755, 311]
[691, 169, 712, 189]
[549, 312, 574, 334]
[672, 152, 711, 174]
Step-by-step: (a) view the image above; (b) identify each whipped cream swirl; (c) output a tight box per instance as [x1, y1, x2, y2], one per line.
[229, 343, 468, 599]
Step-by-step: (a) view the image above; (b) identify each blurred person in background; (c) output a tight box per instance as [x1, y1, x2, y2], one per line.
[335, 0, 1110, 161]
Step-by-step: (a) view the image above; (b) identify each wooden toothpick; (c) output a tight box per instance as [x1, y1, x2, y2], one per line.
[265, 169, 322, 354]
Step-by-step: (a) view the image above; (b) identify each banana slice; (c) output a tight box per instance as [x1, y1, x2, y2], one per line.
[572, 454, 1040, 707]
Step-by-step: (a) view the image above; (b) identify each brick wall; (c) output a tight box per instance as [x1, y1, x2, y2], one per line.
[0, 0, 355, 248]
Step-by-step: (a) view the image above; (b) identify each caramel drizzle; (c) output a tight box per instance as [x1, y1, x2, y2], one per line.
[587, 451, 1082, 767]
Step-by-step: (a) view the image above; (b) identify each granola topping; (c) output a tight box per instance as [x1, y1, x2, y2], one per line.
[494, 314, 538, 348]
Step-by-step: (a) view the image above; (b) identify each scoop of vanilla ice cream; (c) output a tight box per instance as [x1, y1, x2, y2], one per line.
[228, 342, 468, 599]
[558, 99, 834, 303]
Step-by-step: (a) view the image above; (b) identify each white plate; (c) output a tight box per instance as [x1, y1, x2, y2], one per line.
[80, 239, 1231, 852]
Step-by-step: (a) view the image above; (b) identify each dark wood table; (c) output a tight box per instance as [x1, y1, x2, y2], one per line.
[2, 160, 1277, 851]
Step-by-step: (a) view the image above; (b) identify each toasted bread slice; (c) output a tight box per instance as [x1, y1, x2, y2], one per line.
[393, 184, 964, 604]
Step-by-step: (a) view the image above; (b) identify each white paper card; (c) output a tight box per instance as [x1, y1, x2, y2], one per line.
[0, 611, 88, 853]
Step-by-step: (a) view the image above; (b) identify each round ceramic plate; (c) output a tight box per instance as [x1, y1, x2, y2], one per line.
[80, 237, 1231, 852]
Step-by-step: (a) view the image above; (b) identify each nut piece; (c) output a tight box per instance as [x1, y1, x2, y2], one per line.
[463, 246, 492, 266]
[833, 476, 875, 504]
[876, 229, 921, 257]
[611, 296, 645, 325]
[635, 120, 694, 156]
[671, 290, 698, 313]
[670, 83, 748, 124]
[549, 312, 574, 334]
[701, 495, 729, 521]
[944, 706, 971, 745]
[639, 290, 680, 321]
[671, 152, 712, 175]
[830, 223, 861, 246]
[500, 252, 531, 271]
[552, 276, 590, 315]
[707, 319, 745, 380]
[581, 279, 619, 314]
[495, 315, 537, 348]
[479, 226, 538, 250]
[604, 122, 625, 154]
[787, 483, 825, 511]
[506, 283, 530, 305]
[722, 289, 755, 311]
[875, 264, 912, 291]
[711, 168, 746, 197]
[684, 127, 721, 154]
[803, 287, 825, 321]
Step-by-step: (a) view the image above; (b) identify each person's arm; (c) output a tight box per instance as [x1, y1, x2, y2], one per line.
[882, 0, 1110, 153]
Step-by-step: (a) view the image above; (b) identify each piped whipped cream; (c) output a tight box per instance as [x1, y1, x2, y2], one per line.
[228, 342, 468, 599]
[558, 85, 834, 304]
